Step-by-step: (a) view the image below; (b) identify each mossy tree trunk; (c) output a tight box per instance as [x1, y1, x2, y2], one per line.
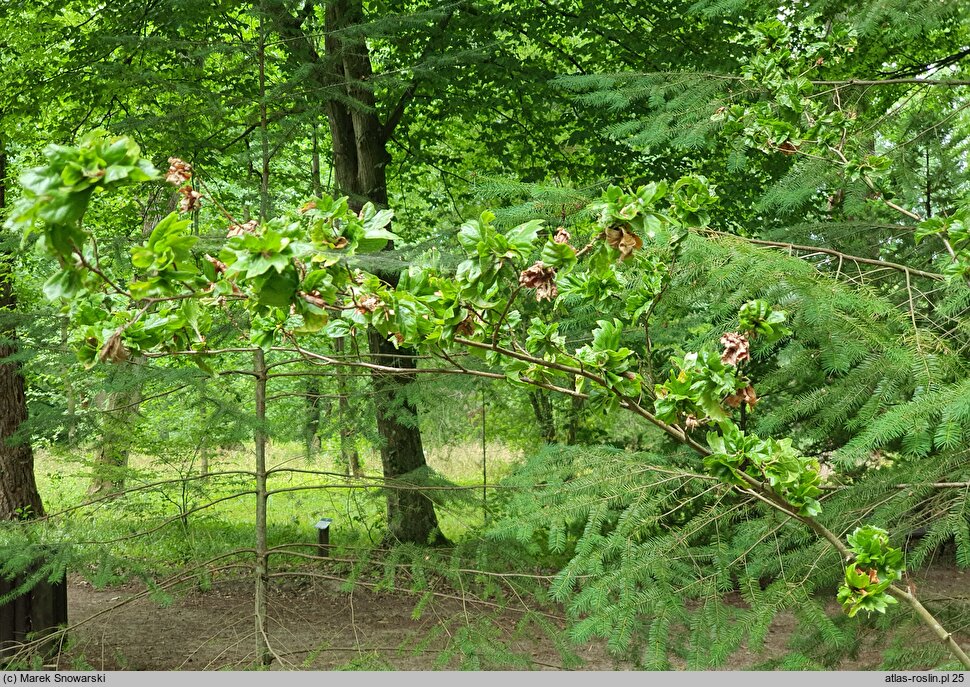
[335, 337, 361, 477]
[88, 364, 142, 498]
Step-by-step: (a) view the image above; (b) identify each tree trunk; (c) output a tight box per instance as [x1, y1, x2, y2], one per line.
[88, 365, 142, 497]
[528, 390, 557, 444]
[258, 17, 272, 221]
[0, 146, 42, 520]
[0, 277, 42, 520]
[566, 393, 583, 446]
[302, 0, 441, 542]
[86, 187, 172, 494]
[86, 179, 168, 496]
[61, 319, 76, 445]
[0, 142, 67, 661]
[366, 328, 441, 543]
[304, 377, 322, 458]
[140, 186, 177, 236]
[252, 350, 271, 665]
[265, 0, 442, 543]
[334, 337, 361, 477]
[311, 124, 322, 197]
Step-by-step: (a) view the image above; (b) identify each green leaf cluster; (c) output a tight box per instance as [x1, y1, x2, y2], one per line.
[130, 213, 203, 299]
[573, 319, 641, 406]
[653, 349, 743, 424]
[8, 130, 157, 259]
[705, 422, 823, 517]
[837, 526, 904, 617]
[915, 204, 970, 280]
[737, 299, 791, 344]
[590, 183, 667, 237]
[457, 212, 542, 285]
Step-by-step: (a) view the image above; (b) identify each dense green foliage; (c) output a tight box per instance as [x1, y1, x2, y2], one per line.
[1, 0, 969, 672]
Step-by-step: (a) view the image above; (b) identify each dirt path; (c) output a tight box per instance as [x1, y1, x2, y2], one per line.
[53, 563, 968, 671]
[61, 575, 623, 670]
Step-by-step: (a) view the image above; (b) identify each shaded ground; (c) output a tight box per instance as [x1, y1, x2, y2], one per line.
[58, 573, 624, 671]
[43, 563, 970, 671]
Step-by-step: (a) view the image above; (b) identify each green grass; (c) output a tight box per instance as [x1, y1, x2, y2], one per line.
[31, 439, 523, 584]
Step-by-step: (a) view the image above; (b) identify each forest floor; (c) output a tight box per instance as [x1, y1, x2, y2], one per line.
[60, 571, 620, 671]
[52, 561, 968, 671]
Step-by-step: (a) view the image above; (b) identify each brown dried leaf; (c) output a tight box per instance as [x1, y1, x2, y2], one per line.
[205, 254, 228, 273]
[165, 157, 193, 186]
[720, 332, 750, 366]
[777, 140, 798, 155]
[553, 227, 571, 244]
[604, 226, 643, 261]
[518, 261, 558, 302]
[455, 313, 476, 337]
[98, 331, 130, 364]
[178, 187, 202, 213]
[227, 219, 259, 238]
[356, 294, 382, 314]
[724, 384, 758, 409]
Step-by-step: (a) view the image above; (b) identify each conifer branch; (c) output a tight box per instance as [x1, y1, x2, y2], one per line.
[381, 9, 455, 141]
[617, 71, 970, 88]
[820, 482, 970, 491]
[454, 335, 970, 668]
[699, 230, 946, 281]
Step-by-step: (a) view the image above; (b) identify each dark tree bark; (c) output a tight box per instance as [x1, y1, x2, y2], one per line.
[304, 377, 322, 458]
[0, 276, 42, 520]
[566, 393, 583, 446]
[0, 142, 67, 661]
[266, 0, 444, 543]
[528, 390, 557, 444]
[311, 125, 322, 196]
[0, 147, 42, 521]
[329, 0, 441, 543]
[365, 328, 441, 543]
